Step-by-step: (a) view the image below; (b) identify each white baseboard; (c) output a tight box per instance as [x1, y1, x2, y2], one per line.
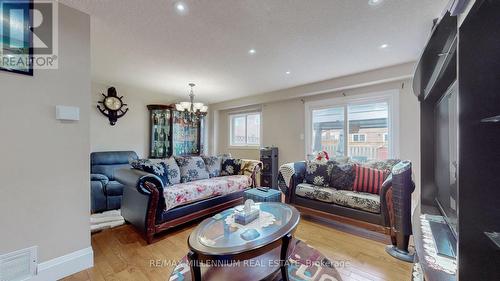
[31, 247, 93, 281]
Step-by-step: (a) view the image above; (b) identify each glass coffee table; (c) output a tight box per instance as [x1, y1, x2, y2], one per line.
[187, 202, 300, 281]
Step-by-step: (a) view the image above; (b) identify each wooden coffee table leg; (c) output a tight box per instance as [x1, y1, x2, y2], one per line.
[280, 233, 292, 281]
[188, 250, 201, 281]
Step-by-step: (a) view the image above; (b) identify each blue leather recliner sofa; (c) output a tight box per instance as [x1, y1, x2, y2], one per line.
[90, 151, 138, 213]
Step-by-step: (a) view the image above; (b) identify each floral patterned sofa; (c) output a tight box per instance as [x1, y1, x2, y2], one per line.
[115, 156, 261, 243]
[278, 159, 410, 238]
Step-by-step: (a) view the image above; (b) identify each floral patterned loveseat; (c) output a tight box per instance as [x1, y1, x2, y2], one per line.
[115, 156, 261, 243]
[278, 159, 411, 239]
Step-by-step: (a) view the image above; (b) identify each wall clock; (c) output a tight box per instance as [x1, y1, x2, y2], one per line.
[97, 87, 129, 125]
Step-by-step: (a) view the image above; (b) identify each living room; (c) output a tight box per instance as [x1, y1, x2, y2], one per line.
[1, 1, 499, 281]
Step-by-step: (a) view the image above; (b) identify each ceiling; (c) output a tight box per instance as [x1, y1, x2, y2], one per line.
[60, 0, 448, 103]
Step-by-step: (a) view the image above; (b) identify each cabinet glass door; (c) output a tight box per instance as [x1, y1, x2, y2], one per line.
[150, 109, 171, 158]
[172, 111, 200, 156]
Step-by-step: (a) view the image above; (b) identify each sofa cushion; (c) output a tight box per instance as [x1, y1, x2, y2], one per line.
[304, 161, 335, 187]
[163, 175, 252, 211]
[164, 157, 181, 184]
[363, 159, 401, 174]
[104, 180, 125, 196]
[331, 190, 381, 214]
[175, 156, 210, 183]
[130, 159, 169, 186]
[295, 183, 336, 203]
[353, 164, 387, 194]
[220, 158, 241, 176]
[90, 151, 138, 180]
[91, 151, 138, 165]
[330, 156, 350, 164]
[329, 163, 356, 190]
[202, 156, 222, 178]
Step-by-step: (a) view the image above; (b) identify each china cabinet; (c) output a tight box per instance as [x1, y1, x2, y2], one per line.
[147, 104, 205, 158]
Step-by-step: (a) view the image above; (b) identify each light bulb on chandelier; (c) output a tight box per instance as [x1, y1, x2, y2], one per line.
[175, 83, 207, 122]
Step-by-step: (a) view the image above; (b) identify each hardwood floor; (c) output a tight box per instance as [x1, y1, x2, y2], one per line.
[63, 218, 412, 281]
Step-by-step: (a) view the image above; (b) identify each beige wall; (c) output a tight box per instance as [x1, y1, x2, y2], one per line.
[210, 65, 421, 206]
[0, 4, 91, 263]
[208, 62, 415, 155]
[215, 105, 263, 160]
[398, 80, 421, 207]
[91, 82, 175, 158]
[214, 97, 303, 162]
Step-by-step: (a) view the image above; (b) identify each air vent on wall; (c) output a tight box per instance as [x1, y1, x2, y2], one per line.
[0, 247, 37, 281]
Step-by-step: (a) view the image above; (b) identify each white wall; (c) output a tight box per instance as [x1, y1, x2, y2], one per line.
[0, 3, 91, 265]
[209, 64, 421, 206]
[91, 82, 175, 158]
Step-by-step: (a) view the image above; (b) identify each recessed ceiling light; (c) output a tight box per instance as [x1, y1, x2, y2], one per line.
[368, 0, 384, 6]
[379, 43, 389, 49]
[248, 49, 256, 55]
[285, 71, 291, 75]
[174, 2, 187, 13]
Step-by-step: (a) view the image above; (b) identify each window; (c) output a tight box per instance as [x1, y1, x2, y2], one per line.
[306, 92, 397, 163]
[352, 134, 366, 142]
[312, 106, 344, 157]
[230, 112, 261, 146]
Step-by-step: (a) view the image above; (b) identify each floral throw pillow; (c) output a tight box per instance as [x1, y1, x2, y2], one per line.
[220, 158, 241, 176]
[202, 156, 222, 178]
[174, 156, 210, 183]
[163, 157, 181, 184]
[130, 159, 169, 186]
[304, 161, 335, 187]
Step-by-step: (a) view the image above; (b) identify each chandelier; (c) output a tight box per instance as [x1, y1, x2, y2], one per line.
[175, 83, 208, 122]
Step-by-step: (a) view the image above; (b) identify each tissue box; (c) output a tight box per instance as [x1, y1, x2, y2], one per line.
[234, 207, 260, 225]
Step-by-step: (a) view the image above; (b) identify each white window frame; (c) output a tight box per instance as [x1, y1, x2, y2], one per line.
[305, 90, 399, 158]
[351, 133, 367, 142]
[229, 111, 262, 148]
[383, 133, 389, 142]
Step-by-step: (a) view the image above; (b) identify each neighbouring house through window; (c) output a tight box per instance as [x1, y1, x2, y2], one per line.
[306, 92, 398, 163]
[229, 112, 261, 147]
[352, 134, 367, 142]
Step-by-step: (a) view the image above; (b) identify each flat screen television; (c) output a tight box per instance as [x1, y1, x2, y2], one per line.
[434, 81, 458, 237]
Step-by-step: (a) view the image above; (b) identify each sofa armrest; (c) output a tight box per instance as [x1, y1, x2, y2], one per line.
[115, 168, 166, 211]
[380, 167, 416, 243]
[239, 159, 262, 187]
[278, 161, 306, 203]
[379, 174, 394, 229]
[115, 168, 164, 193]
[90, 180, 107, 213]
[115, 168, 166, 243]
[91, 173, 109, 186]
